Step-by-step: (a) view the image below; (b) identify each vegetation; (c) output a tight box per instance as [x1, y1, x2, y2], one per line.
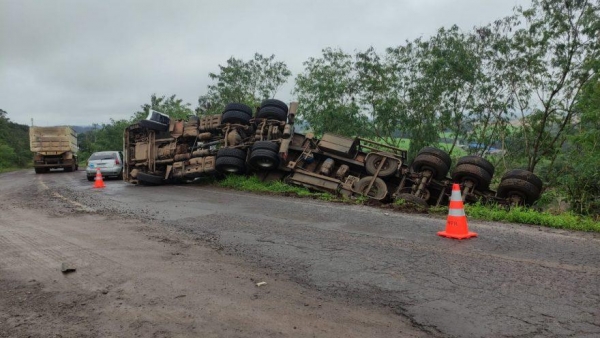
[2, 1, 598, 220]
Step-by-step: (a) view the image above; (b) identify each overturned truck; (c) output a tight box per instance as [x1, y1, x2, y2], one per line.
[123, 100, 542, 208]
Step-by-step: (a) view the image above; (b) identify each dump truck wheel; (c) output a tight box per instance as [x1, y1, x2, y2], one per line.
[217, 148, 247, 160]
[501, 169, 543, 191]
[457, 155, 495, 177]
[452, 163, 492, 190]
[249, 149, 280, 170]
[411, 154, 449, 180]
[137, 172, 164, 185]
[216, 156, 246, 174]
[224, 103, 253, 116]
[260, 99, 288, 113]
[87, 175, 94, 181]
[497, 178, 541, 206]
[34, 168, 44, 174]
[252, 141, 280, 153]
[139, 119, 169, 132]
[395, 193, 429, 209]
[353, 176, 388, 200]
[221, 110, 251, 125]
[417, 147, 451, 168]
[365, 154, 399, 178]
[256, 106, 287, 121]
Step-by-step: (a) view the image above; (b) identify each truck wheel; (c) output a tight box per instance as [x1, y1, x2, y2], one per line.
[136, 172, 165, 185]
[64, 166, 72, 172]
[395, 193, 429, 209]
[34, 168, 45, 174]
[451, 163, 492, 190]
[365, 154, 399, 178]
[87, 175, 95, 181]
[221, 110, 251, 125]
[501, 169, 543, 191]
[224, 103, 253, 116]
[216, 156, 246, 174]
[260, 99, 288, 113]
[417, 147, 451, 168]
[353, 176, 388, 200]
[252, 141, 280, 153]
[248, 149, 280, 170]
[496, 178, 541, 206]
[456, 156, 495, 177]
[139, 119, 169, 132]
[217, 148, 247, 160]
[411, 154, 449, 180]
[256, 106, 287, 121]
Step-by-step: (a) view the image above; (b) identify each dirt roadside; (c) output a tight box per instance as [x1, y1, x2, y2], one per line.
[0, 171, 426, 338]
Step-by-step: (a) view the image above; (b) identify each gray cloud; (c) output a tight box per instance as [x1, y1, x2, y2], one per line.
[1, 0, 528, 126]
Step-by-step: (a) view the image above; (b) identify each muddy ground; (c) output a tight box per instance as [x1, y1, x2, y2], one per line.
[1, 169, 599, 337]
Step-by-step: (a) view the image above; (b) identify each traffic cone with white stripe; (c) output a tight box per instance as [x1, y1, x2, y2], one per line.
[93, 168, 106, 189]
[438, 183, 477, 239]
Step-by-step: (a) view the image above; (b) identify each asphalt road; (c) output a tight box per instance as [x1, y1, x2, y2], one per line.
[3, 169, 600, 337]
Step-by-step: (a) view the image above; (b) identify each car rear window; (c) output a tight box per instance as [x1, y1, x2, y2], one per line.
[89, 152, 117, 161]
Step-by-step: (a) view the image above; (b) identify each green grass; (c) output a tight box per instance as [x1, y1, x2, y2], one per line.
[463, 203, 600, 232]
[217, 175, 336, 201]
[0, 166, 24, 173]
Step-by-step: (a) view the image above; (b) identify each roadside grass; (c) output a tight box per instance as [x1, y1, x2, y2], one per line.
[216, 175, 600, 233]
[0, 167, 23, 173]
[217, 175, 337, 202]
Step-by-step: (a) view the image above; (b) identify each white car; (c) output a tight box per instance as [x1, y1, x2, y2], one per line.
[86, 151, 124, 181]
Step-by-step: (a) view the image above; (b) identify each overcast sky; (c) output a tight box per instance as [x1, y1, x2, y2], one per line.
[1, 0, 528, 127]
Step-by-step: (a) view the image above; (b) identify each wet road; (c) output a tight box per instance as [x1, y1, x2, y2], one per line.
[13, 169, 600, 337]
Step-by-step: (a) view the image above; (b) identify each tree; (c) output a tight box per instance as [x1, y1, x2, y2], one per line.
[294, 48, 368, 137]
[197, 53, 291, 115]
[504, 0, 599, 172]
[132, 94, 194, 122]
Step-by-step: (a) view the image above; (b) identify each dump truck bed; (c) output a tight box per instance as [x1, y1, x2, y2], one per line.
[29, 126, 78, 154]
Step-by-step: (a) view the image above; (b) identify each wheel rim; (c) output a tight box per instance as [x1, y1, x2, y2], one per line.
[223, 166, 240, 173]
[256, 159, 275, 168]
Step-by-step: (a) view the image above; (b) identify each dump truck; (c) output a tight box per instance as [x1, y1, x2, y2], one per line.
[29, 126, 78, 174]
[123, 100, 542, 208]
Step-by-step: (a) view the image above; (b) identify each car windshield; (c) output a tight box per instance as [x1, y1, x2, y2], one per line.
[89, 153, 116, 161]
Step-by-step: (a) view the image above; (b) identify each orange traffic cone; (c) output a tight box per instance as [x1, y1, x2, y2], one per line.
[438, 183, 477, 239]
[93, 168, 106, 189]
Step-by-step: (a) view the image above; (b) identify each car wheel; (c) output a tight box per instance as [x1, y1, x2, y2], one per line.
[221, 110, 251, 125]
[260, 99, 288, 113]
[411, 154, 449, 180]
[248, 149, 280, 170]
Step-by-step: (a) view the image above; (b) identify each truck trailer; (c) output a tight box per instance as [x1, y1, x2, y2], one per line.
[29, 126, 78, 174]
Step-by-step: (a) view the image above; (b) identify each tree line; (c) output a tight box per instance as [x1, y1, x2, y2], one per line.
[1, 0, 598, 215]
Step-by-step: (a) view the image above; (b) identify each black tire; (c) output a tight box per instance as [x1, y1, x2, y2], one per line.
[224, 103, 253, 116]
[117, 170, 123, 180]
[248, 149, 280, 170]
[501, 169, 543, 191]
[256, 106, 287, 121]
[221, 110, 251, 125]
[365, 154, 399, 178]
[87, 175, 94, 181]
[137, 172, 164, 185]
[395, 193, 430, 209]
[34, 168, 46, 174]
[411, 154, 449, 180]
[457, 155, 495, 177]
[64, 166, 73, 172]
[497, 178, 541, 206]
[452, 163, 492, 190]
[260, 99, 288, 113]
[217, 148, 247, 160]
[215, 156, 246, 174]
[139, 119, 169, 132]
[353, 176, 388, 200]
[252, 141, 280, 153]
[417, 147, 451, 168]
